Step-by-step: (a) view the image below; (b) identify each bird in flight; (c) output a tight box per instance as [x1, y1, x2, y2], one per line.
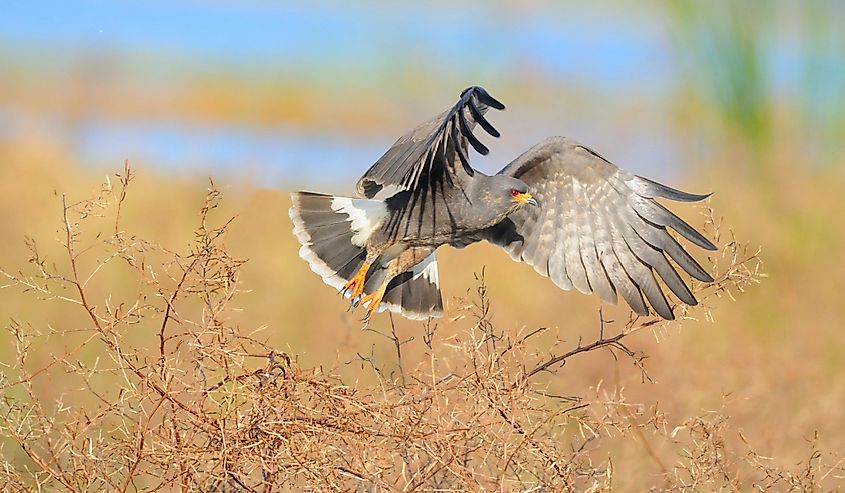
[289, 86, 715, 322]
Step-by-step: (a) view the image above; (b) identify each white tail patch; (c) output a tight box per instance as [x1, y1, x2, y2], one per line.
[411, 253, 439, 285]
[378, 252, 442, 320]
[329, 197, 388, 246]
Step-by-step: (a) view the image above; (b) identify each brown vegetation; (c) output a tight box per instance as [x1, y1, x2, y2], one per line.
[1, 165, 840, 491]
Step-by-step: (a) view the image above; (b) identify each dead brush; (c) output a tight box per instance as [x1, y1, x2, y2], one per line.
[0, 165, 840, 492]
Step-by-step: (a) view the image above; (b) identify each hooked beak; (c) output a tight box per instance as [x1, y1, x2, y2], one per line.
[512, 192, 540, 207]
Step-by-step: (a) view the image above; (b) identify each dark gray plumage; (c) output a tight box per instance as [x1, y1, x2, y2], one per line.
[289, 86, 715, 321]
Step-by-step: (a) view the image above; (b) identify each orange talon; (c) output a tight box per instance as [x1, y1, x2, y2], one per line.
[359, 283, 388, 321]
[342, 262, 370, 299]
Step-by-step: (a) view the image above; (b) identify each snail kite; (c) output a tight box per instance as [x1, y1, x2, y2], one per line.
[289, 86, 715, 321]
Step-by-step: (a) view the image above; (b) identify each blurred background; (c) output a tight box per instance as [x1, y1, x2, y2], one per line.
[2, 0, 844, 489]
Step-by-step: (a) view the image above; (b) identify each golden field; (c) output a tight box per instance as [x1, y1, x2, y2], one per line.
[1, 122, 843, 490]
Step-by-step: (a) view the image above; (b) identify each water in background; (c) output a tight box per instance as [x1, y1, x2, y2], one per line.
[1, 1, 843, 186]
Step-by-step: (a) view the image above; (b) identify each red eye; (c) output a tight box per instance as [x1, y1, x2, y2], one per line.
[510, 188, 519, 197]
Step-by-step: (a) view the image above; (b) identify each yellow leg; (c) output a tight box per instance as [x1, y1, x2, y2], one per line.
[342, 261, 370, 299]
[359, 281, 388, 321]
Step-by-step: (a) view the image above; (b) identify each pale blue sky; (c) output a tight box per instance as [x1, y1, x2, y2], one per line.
[1, 1, 670, 85]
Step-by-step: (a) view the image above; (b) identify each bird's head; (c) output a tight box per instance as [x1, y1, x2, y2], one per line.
[500, 177, 539, 209]
[470, 175, 540, 228]
[508, 186, 539, 208]
[487, 176, 539, 216]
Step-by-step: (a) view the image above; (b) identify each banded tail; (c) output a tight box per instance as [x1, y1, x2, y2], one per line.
[288, 192, 443, 320]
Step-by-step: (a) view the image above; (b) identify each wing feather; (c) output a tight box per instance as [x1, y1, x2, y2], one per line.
[563, 178, 591, 294]
[584, 197, 619, 304]
[520, 197, 552, 277]
[627, 216, 714, 283]
[629, 175, 712, 202]
[596, 204, 645, 314]
[485, 136, 715, 320]
[548, 234, 573, 291]
[611, 212, 674, 319]
[617, 207, 698, 305]
[356, 86, 504, 199]
[528, 184, 557, 277]
[629, 195, 717, 251]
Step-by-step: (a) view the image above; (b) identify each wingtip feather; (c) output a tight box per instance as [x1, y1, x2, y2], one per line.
[632, 176, 713, 203]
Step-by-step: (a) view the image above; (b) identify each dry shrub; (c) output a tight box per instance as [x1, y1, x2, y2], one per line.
[0, 166, 840, 492]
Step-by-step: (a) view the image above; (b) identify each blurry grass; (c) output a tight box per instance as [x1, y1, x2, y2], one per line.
[665, 1, 845, 175]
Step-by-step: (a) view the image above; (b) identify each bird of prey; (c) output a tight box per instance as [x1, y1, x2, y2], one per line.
[289, 86, 715, 322]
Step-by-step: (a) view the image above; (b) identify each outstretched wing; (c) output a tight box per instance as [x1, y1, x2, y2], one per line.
[355, 86, 505, 199]
[485, 136, 716, 320]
